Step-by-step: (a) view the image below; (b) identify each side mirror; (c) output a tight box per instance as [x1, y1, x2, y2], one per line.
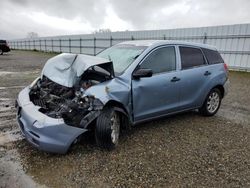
[133, 68, 153, 79]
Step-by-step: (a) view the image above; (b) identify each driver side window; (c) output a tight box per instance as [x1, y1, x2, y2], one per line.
[140, 46, 176, 74]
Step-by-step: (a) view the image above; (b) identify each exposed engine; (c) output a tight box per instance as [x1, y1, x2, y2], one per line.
[29, 74, 105, 128]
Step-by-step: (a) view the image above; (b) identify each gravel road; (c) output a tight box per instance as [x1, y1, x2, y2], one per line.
[0, 50, 250, 188]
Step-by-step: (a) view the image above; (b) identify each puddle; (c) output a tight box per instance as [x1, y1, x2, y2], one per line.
[0, 71, 39, 76]
[0, 98, 14, 112]
[0, 86, 26, 90]
[0, 71, 19, 76]
[0, 130, 23, 146]
[219, 103, 250, 126]
[0, 98, 15, 101]
[0, 148, 46, 188]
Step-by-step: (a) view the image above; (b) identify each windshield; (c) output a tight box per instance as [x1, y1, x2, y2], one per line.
[97, 44, 146, 75]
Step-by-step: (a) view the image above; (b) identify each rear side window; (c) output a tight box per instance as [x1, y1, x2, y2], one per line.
[202, 48, 224, 64]
[180, 47, 206, 69]
[140, 46, 176, 74]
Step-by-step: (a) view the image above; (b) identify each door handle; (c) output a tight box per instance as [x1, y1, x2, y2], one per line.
[171, 77, 181, 82]
[204, 71, 211, 76]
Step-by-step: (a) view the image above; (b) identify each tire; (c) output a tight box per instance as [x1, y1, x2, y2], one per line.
[199, 88, 222, 116]
[0, 49, 3, 55]
[95, 107, 120, 149]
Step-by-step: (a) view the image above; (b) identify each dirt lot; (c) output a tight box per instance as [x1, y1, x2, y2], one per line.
[0, 50, 250, 188]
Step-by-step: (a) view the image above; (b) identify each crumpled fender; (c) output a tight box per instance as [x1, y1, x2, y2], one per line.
[85, 77, 131, 115]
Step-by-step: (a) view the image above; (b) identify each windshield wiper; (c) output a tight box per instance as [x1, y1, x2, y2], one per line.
[133, 54, 140, 59]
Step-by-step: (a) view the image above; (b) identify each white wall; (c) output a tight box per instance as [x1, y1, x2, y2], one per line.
[8, 23, 250, 71]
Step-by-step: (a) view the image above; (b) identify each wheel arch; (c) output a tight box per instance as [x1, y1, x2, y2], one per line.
[104, 100, 131, 130]
[212, 84, 225, 98]
[83, 100, 129, 130]
[104, 100, 129, 116]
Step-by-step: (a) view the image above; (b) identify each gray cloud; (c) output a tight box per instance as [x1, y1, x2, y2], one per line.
[109, 0, 180, 28]
[109, 0, 250, 29]
[0, 0, 249, 39]
[6, 0, 107, 26]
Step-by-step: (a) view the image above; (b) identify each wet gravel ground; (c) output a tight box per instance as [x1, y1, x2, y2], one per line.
[0, 50, 250, 187]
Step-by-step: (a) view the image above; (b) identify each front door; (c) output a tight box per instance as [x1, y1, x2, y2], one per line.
[132, 46, 181, 122]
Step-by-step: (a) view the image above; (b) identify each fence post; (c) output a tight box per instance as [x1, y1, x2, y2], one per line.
[69, 38, 71, 53]
[80, 38, 82, 54]
[51, 39, 54, 52]
[93, 37, 96, 55]
[131, 35, 134, 40]
[59, 39, 62, 53]
[203, 32, 207, 44]
[39, 40, 41, 51]
[45, 39, 47, 52]
[163, 34, 166, 40]
[33, 40, 35, 50]
[110, 36, 113, 47]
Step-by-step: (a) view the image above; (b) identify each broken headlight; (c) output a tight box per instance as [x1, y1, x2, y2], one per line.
[29, 77, 40, 88]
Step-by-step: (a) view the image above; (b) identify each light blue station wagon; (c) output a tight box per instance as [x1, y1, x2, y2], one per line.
[16, 40, 229, 154]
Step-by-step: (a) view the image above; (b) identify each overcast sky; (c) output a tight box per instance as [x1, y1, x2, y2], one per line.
[0, 0, 250, 39]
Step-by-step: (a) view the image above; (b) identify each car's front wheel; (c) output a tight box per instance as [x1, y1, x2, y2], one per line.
[95, 107, 120, 149]
[0, 49, 3, 55]
[199, 88, 222, 116]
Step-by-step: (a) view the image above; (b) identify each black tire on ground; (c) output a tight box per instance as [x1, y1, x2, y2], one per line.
[95, 107, 120, 150]
[199, 88, 222, 116]
[0, 49, 3, 55]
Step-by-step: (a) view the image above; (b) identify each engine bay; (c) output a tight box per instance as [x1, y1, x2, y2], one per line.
[29, 65, 111, 128]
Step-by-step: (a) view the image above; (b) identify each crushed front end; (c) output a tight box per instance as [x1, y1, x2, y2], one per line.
[16, 53, 113, 154]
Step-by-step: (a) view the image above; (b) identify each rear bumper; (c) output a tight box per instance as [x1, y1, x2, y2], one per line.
[223, 79, 229, 97]
[16, 87, 87, 154]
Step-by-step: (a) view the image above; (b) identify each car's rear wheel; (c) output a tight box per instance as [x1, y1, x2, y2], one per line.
[199, 88, 222, 116]
[95, 107, 120, 149]
[0, 49, 3, 55]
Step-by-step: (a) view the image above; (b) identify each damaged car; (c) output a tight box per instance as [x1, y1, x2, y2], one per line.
[16, 40, 229, 154]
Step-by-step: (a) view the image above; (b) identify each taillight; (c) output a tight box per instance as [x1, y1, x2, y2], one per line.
[224, 63, 228, 71]
[224, 63, 229, 79]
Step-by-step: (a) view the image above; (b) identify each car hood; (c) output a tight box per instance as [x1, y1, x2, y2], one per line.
[41, 53, 114, 87]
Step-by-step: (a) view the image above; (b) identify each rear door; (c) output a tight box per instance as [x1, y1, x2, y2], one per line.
[132, 46, 182, 122]
[177, 46, 211, 109]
